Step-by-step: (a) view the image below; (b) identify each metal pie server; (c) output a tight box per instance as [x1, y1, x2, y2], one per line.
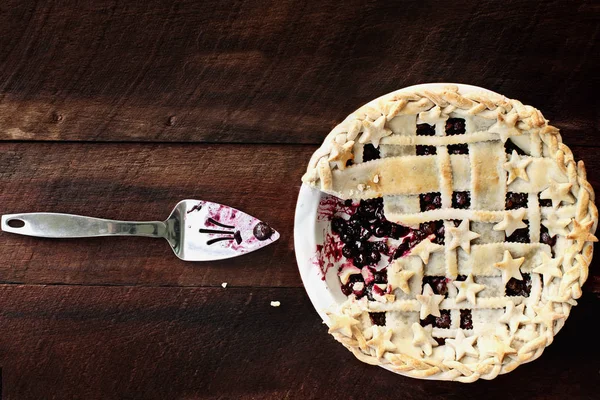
[1, 200, 279, 261]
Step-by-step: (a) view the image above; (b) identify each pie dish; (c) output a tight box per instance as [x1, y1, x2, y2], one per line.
[297, 83, 597, 382]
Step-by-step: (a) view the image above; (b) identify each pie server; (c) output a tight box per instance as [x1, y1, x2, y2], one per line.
[0, 199, 279, 261]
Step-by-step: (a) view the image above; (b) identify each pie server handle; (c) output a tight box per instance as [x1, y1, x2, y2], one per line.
[1, 213, 167, 239]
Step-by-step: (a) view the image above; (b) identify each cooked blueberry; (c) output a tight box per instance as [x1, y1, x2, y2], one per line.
[344, 199, 354, 207]
[434, 337, 446, 346]
[339, 232, 354, 243]
[342, 246, 355, 259]
[340, 283, 353, 296]
[354, 240, 367, 252]
[253, 222, 274, 241]
[373, 268, 388, 284]
[369, 312, 386, 326]
[358, 229, 372, 241]
[540, 225, 557, 247]
[363, 144, 381, 162]
[445, 118, 466, 135]
[506, 274, 531, 297]
[373, 222, 392, 238]
[506, 192, 528, 210]
[367, 250, 381, 264]
[460, 309, 473, 330]
[331, 217, 346, 234]
[354, 252, 366, 267]
[371, 241, 389, 254]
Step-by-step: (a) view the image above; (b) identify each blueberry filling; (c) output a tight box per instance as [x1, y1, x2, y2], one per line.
[422, 276, 449, 298]
[363, 144, 381, 162]
[452, 191, 470, 209]
[540, 225, 557, 247]
[417, 123, 436, 136]
[506, 273, 531, 297]
[416, 123, 437, 156]
[369, 312, 386, 326]
[331, 198, 440, 299]
[460, 309, 473, 330]
[506, 192, 528, 210]
[448, 144, 469, 155]
[506, 221, 530, 243]
[445, 118, 466, 135]
[539, 193, 552, 208]
[417, 145, 437, 156]
[420, 192, 442, 212]
[420, 309, 451, 329]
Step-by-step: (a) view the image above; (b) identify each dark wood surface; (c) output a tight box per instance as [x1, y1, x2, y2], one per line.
[0, 1, 598, 399]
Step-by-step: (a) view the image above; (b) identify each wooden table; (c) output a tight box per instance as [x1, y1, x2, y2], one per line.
[0, 1, 598, 398]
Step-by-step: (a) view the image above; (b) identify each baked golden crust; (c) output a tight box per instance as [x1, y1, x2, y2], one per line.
[303, 85, 597, 382]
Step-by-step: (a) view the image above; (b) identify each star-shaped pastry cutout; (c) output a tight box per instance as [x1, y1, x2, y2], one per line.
[493, 209, 527, 237]
[416, 284, 444, 319]
[566, 219, 598, 251]
[498, 301, 530, 334]
[409, 238, 444, 265]
[452, 274, 485, 305]
[532, 301, 565, 331]
[490, 112, 520, 143]
[494, 250, 524, 285]
[366, 326, 396, 358]
[327, 313, 359, 338]
[447, 220, 480, 254]
[539, 180, 575, 209]
[541, 213, 571, 236]
[479, 334, 517, 362]
[532, 252, 563, 286]
[389, 261, 415, 294]
[328, 140, 355, 170]
[503, 150, 532, 184]
[359, 115, 392, 148]
[446, 330, 478, 361]
[411, 323, 438, 356]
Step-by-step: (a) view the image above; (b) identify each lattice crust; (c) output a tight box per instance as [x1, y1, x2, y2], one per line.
[304, 86, 598, 382]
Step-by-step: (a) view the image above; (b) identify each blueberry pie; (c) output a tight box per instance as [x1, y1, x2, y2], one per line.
[302, 85, 597, 381]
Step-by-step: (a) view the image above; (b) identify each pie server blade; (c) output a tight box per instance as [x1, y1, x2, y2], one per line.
[1, 199, 279, 261]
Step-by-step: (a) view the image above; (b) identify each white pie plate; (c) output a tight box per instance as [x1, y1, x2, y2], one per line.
[293, 83, 505, 378]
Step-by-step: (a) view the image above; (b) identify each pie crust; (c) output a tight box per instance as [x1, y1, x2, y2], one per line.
[302, 85, 597, 382]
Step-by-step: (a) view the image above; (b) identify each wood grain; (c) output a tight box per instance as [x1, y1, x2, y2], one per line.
[1, 142, 598, 293]
[0, 0, 598, 144]
[0, 284, 598, 400]
[0, 142, 310, 288]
